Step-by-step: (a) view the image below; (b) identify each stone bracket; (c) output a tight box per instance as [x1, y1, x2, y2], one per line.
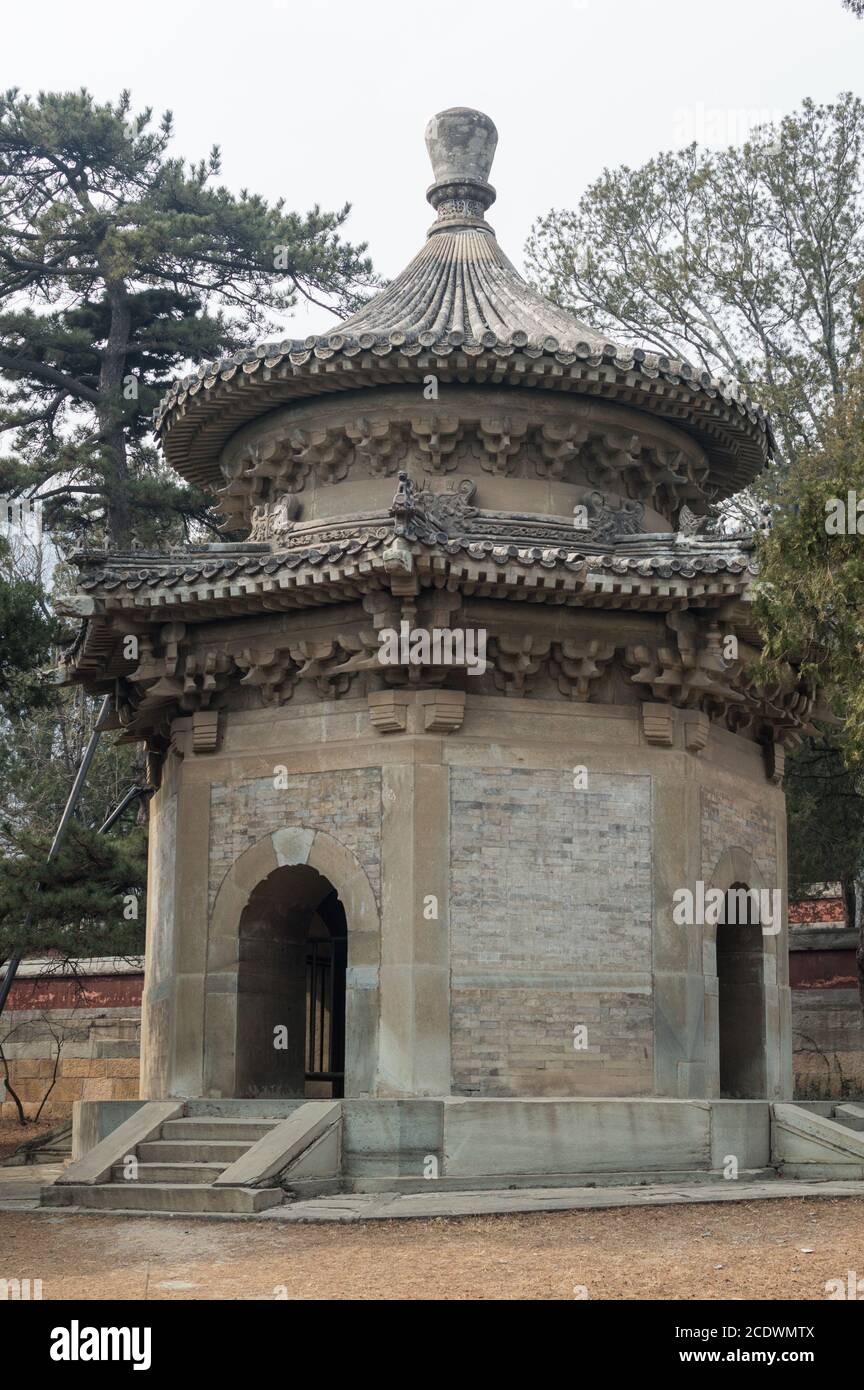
[423, 689, 466, 733]
[641, 702, 676, 747]
[764, 739, 785, 786]
[368, 690, 409, 733]
[367, 688, 466, 735]
[191, 709, 220, 753]
[683, 710, 710, 755]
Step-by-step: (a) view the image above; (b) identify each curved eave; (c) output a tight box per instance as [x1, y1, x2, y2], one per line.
[61, 534, 759, 645]
[155, 340, 774, 496]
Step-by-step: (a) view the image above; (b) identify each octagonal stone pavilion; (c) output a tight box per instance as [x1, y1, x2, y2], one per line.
[57, 108, 819, 1191]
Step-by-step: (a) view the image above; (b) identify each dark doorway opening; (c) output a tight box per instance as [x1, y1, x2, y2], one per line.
[717, 882, 767, 1098]
[235, 864, 347, 1100]
[305, 888, 347, 1098]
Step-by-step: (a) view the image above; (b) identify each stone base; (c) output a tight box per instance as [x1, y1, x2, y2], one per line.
[339, 1097, 771, 1186]
[71, 1095, 773, 1191]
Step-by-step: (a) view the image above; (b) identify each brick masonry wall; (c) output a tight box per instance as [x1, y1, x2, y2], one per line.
[1, 1003, 141, 1121]
[700, 785, 778, 887]
[208, 768, 382, 910]
[449, 767, 654, 1096]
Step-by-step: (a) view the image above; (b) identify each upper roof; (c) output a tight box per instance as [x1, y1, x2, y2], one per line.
[155, 108, 773, 491]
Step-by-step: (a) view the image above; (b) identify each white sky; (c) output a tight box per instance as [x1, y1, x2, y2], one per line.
[4, 0, 864, 337]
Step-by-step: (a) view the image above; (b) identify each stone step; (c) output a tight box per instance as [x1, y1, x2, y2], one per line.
[834, 1103, 864, 1133]
[137, 1139, 252, 1164]
[42, 1182, 285, 1214]
[110, 1162, 227, 1184]
[160, 1118, 280, 1143]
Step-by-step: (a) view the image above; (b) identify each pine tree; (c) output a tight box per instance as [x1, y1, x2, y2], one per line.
[0, 821, 147, 962]
[0, 88, 374, 548]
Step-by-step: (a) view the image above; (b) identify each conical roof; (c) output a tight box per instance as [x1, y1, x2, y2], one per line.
[334, 108, 606, 353]
[155, 108, 773, 493]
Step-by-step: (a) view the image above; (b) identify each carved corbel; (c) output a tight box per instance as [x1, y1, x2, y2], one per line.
[585, 430, 642, 488]
[293, 426, 352, 484]
[345, 418, 408, 476]
[642, 702, 676, 746]
[287, 640, 359, 698]
[423, 689, 466, 733]
[764, 738, 786, 786]
[248, 493, 302, 543]
[536, 420, 590, 480]
[410, 416, 464, 472]
[488, 634, 551, 695]
[683, 710, 711, 753]
[191, 709, 220, 753]
[367, 689, 409, 733]
[549, 640, 616, 699]
[180, 647, 235, 709]
[477, 416, 528, 475]
[235, 646, 300, 705]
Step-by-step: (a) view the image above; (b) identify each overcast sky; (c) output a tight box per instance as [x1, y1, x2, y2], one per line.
[5, 0, 864, 337]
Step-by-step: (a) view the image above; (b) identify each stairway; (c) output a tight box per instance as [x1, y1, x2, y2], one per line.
[42, 1110, 290, 1214]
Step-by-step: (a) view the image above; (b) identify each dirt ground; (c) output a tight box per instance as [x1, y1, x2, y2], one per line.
[0, 1118, 59, 1161]
[2, 1196, 863, 1300]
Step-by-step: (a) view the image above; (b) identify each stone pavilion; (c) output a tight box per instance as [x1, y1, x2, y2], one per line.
[53, 108, 829, 1199]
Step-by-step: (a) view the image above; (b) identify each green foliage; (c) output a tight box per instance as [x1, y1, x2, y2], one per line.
[0, 87, 375, 547]
[0, 820, 146, 961]
[785, 740, 864, 914]
[754, 324, 864, 761]
[526, 93, 864, 468]
[0, 684, 145, 964]
[0, 687, 140, 846]
[0, 543, 59, 715]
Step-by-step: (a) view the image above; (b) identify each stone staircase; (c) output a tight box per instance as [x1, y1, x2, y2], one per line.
[42, 1101, 339, 1214]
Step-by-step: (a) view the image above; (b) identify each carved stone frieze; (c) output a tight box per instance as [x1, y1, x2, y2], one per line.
[249, 493, 302, 543]
[214, 394, 716, 536]
[390, 472, 478, 542]
[579, 491, 645, 542]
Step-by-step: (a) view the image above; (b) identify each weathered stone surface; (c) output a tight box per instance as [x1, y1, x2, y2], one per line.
[52, 110, 802, 1186]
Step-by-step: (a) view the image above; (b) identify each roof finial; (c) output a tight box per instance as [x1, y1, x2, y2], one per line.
[425, 107, 498, 233]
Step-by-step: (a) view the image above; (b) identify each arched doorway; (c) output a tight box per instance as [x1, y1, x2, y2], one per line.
[235, 863, 347, 1099]
[717, 882, 767, 1098]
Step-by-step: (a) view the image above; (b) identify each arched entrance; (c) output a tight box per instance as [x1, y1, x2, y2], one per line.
[235, 863, 347, 1099]
[206, 827, 380, 1099]
[717, 882, 767, 1098]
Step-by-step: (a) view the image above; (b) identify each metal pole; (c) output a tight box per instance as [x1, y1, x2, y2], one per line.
[0, 695, 113, 1017]
[98, 783, 153, 835]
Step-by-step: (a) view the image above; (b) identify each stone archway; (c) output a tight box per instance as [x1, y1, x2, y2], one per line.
[233, 861, 347, 1099]
[204, 828, 380, 1099]
[704, 847, 783, 1100]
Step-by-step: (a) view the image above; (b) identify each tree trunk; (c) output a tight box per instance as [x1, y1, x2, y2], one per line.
[98, 285, 132, 548]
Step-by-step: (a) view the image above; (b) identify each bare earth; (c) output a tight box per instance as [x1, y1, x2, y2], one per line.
[2, 1197, 864, 1300]
[0, 1119, 58, 1162]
